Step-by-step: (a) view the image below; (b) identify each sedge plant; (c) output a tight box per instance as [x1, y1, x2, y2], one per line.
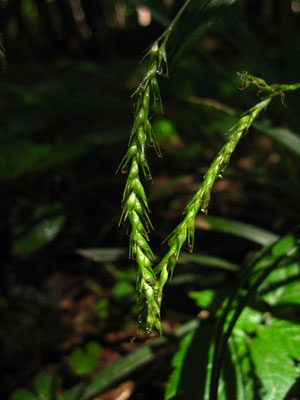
[117, 5, 300, 334]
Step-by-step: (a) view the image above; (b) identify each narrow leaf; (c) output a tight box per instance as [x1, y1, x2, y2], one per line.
[255, 121, 300, 158]
[180, 252, 239, 271]
[196, 215, 279, 245]
[76, 247, 128, 262]
[165, 323, 215, 400]
[169, 0, 238, 68]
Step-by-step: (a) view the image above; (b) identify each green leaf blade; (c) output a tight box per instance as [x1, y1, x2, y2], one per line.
[196, 215, 279, 245]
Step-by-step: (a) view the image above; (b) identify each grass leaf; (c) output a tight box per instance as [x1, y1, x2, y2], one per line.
[76, 247, 128, 262]
[255, 121, 300, 158]
[165, 323, 215, 400]
[196, 215, 279, 245]
[169, 0, 238, 68]
[180, 252, 239, 271]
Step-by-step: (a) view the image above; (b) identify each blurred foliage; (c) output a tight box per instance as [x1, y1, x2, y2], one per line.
[1, 0, 300, 399]
[10, 373, 62, 400]
[68, 341, 102, 376]
[166, 232, 300, 400]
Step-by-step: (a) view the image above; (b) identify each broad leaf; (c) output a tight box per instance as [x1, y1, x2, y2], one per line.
[170, 231, 300, 400]
[249, 317, 300, 400]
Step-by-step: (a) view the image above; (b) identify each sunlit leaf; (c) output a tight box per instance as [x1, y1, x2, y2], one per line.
[188, 289, 216, 309]
[250, 317, 300, 400]
[259, 261, 300, 306]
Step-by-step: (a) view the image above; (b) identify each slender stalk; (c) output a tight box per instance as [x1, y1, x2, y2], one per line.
[238, 71, 300, 99]
[158, 0, 195, 46]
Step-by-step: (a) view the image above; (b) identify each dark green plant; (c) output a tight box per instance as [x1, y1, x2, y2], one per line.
[4, 1, 300, 400]
[63, 229, 300, 399]
[165, 231, 300, 400]
[113, 2, 300, 398]
[117, 1, 300, 335]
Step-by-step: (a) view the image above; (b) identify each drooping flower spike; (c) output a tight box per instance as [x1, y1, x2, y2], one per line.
[117, 4, 300, 335]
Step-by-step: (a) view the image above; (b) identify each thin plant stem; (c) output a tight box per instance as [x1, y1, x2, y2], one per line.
[158, 0, 195, 45]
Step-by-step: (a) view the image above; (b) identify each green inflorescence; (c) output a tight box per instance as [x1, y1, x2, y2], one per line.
[118, 30, 300, 335]
[117, 40, 168, 335]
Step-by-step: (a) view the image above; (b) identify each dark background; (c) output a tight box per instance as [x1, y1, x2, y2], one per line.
[1, 1, 300, 398]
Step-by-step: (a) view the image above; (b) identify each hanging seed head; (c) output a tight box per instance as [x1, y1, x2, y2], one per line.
[117, 33, 173, 334]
